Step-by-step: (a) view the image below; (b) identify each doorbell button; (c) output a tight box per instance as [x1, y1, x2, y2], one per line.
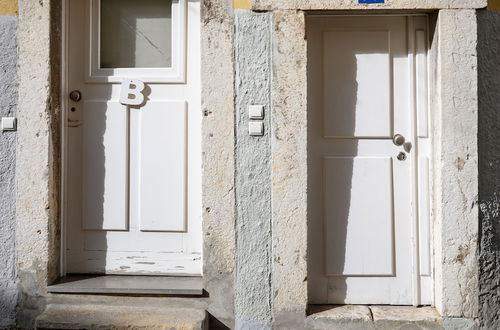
[1, 117, 17, 131]
[249, 105, 264, 120]
[249, 121, 264, 136]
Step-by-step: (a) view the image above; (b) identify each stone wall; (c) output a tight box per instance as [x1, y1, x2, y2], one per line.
[15, 0, 61, 327]
[201, 0, 237, 327]
[4, 0, 500, 328]
[432, 9, 479, 318]
[251, 0, 487, 10]
[0, 12, 18, 329]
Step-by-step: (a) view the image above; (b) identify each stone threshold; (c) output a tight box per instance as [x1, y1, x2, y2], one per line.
[306, 305, 443, 329]
[47, 275, 204, 296]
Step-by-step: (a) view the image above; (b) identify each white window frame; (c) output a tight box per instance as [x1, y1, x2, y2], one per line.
[86, 0, 187, 83]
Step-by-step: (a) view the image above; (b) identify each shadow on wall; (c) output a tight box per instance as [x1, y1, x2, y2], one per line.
[477, 8, 500, 329]
[64, 0, 156, 277]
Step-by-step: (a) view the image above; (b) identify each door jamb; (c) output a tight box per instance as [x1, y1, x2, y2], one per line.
[60, 0, 70, 277]
[407, 15, 434, 306]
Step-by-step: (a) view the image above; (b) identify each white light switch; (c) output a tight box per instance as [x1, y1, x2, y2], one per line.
[249, 121, 264, 136]
[1, 117, 17, 131]
[249, 105, 264, 120]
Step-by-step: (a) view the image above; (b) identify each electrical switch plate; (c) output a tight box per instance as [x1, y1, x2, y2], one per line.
[1, 117, 17, 131]
[249, 105, 264, 120]
[249, 121, 264, 136]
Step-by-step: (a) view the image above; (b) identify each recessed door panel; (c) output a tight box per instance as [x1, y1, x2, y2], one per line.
[82, 101, 128, 231]
[139, 101, 187, 232]
[323, 31, 391, 138]
[418, 156, 431, 276]
[324, 156, 394, 276]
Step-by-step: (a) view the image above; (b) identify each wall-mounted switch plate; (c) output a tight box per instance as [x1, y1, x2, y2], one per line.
[249, 121, 264, 136]
[1, 117, 17, 131]
[249, 105, 264, 120]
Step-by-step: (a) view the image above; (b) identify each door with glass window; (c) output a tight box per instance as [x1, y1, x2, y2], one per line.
[65, 0, 202, 275]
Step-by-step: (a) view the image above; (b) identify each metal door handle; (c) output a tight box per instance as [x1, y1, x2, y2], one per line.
[69, 90, 82, 102]
[393, 134, 405, 146]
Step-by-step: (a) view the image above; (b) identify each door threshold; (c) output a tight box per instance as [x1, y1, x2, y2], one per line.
[48, 275, 204, 296]
[306, 305, 441, 328]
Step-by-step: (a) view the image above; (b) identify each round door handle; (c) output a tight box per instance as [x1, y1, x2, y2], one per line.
[393, 134, 405, 146]
[69, 90, 82, 102]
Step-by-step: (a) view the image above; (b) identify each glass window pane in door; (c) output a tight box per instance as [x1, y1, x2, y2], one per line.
[100, 0, 172, 68]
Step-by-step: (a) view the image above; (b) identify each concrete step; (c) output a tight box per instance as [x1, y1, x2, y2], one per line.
[36, 304, 207, 330]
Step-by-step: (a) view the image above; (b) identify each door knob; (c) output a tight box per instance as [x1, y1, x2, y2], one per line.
[393, 134, 405, 146]
[69, 90, 82, 102]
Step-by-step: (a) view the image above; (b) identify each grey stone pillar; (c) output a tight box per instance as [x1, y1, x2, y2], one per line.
[234, 9, 273, 330]
[0, 13, 18, 329]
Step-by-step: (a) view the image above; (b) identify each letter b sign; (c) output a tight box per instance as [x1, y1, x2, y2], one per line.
[119, 79, 145, 106]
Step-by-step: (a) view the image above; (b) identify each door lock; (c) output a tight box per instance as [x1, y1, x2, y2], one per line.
[69, 90, 82, 102]
[397, 152, 407, 161]
[393, 134, 405, 146]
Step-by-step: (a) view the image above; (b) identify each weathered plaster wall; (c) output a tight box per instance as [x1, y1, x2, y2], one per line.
[271, 10, 308, 328]
[8, 0, 496, 328]
[433, 9, 479, 318]
[234, 10, 273, 330]
[477, 8, 500, 329]
[201, 0, 237, 327]
[16, 0, 61, 327]
[0, 13, 17, 329]
[251, 0, 487, 10]
[10, 0, 238, 327]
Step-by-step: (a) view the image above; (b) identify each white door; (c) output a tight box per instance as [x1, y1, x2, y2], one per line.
[64, 0, 202, 275]
[307, 16, 432, 305]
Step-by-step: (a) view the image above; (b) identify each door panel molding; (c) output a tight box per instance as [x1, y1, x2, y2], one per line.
[323, 156, 395, 277]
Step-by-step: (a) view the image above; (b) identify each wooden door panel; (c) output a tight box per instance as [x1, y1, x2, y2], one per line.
[418, 156, 431, 276]
[323, 30, 392, 138]
[138, 101, 187, 232]
[324, 156, 394, 276]
[82, 101, 128, 231]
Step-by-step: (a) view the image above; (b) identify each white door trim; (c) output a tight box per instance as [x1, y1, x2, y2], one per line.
[407, 15, 434, 306]
[86, 0, 187, 84]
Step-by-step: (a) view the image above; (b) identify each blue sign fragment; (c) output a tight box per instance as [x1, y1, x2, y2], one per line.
[359, 0, 385, 3]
